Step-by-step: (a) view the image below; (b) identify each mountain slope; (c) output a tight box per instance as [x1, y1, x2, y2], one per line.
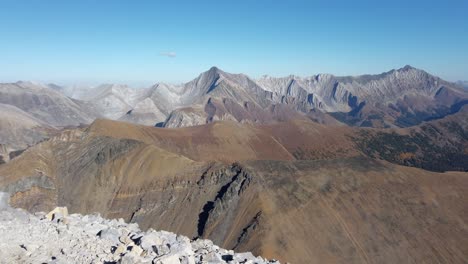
[76, 84, 149, 120]
[352, 105, 468, 172]
[118, 98, 167, 126]
[0, 103, 57, 163]
[0, 81, 97, 127]
[0, 120, 467, 263]
[86, 119, 296, 162]
[143, 67, 276, 126]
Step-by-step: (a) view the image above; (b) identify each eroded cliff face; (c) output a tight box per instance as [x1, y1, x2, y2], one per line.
[60, 157, 262, 253]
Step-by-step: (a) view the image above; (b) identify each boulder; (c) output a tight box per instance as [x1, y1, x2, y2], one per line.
[113, 244, 126, 256]
[153, 254, 181, 264]
[119, 235, 134, 245]
[0, 197, 279, 264]
[97, 228, 121, 245]
[190, 239, 213, 251]
[45, 207, 68, 221]
[130, 245, 144, 256]
[140, 232, 166, 252]
[0, 192, 10, 210]
[233, 252, 257, 263]
[179, 255, 195, 264]
[138, 232, 177, 257]
[154, 244, 171, 256]
[202, 251, 223, 263]
[120, 254, 140, 264]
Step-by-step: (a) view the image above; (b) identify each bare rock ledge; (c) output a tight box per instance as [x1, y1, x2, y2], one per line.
[0, 193, 280, 264]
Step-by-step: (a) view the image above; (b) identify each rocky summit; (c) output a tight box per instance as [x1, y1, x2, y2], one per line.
[0, 193, 279, 264]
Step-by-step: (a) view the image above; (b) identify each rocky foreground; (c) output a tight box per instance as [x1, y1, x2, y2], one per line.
[0, 193, 279, 264]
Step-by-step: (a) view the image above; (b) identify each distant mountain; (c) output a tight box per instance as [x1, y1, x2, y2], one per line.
[154, 66, 467, 128]
[114, 67, 318, 127]
[118, 98, 166, 126]
[0, 81, 97, 127]
[0, 103, 57, 163]
[0, 104, 50, 148]
[456, 80, 468, 90]
[75, 84, 148, 120]
[156, 67, 334, 128]
[48, 83, 94, 99]
[49, 83, 151, 119]
[257, 65, 468, 127]
[0, 81, 98, 160]
[29, 66, 468, 129]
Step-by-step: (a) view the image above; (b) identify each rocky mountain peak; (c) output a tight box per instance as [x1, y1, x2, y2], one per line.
[184, 66, 241, 97]
[207, 66, 224, 74]
[401, 64, 416, 71]
[389, 65, 435, 80]
[14, 81, 50, 90]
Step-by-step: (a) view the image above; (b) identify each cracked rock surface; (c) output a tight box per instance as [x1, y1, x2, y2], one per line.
[0, 193, 279, 264]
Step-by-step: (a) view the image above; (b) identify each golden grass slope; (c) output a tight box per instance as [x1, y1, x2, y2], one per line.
[86, 119, 296, 162]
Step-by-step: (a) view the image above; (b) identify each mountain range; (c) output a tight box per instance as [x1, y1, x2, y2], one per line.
[34, 65, 468, 129]
[0, 66, 467, 263]
[1, 65, 466, 159]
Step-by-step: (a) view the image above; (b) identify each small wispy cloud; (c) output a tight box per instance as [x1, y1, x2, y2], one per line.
[160, 52, 177, 58]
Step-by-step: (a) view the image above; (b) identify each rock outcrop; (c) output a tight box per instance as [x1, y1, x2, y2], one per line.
[0, 193, 279, 264]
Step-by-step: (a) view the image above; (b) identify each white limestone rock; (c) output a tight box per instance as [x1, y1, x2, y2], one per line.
[45, 207, 68, 221]
[0, 192, 280, 264]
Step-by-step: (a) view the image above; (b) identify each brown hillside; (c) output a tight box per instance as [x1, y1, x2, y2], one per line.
[0, 118, 467, 263]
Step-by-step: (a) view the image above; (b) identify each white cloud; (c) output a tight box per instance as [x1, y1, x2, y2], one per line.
[160, 52, 177, 58]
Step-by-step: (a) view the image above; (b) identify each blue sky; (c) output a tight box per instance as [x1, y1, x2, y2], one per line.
[0, 0, 467, 85]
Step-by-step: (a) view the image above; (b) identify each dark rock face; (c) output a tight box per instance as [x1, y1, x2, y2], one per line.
[233, 211, 262, 250]
[0, 173, 56, 212]
[0, 174, 55, 195]
[197, 165, 252, 242]
[9, 149, 26, 160]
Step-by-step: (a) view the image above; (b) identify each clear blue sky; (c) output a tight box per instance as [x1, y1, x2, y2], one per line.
[0, 0, 467, 85]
